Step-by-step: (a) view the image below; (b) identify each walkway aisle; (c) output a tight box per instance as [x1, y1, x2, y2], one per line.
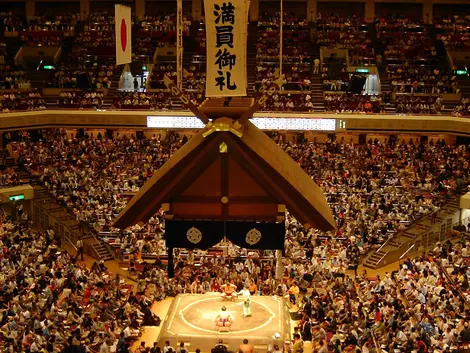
[131, 297, 174, 350]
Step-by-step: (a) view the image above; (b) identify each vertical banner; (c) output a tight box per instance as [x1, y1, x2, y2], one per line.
[242, 1, 250, 92]
[204, 0, 247, 97]
[115, 4, 132, 66]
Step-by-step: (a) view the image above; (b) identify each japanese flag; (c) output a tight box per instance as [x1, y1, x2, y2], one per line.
[115, 4, 132, 66]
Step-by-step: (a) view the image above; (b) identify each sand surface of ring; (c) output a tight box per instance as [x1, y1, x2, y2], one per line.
[181, 296, 273, 333]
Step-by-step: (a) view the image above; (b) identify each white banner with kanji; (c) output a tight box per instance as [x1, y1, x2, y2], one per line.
[204, 0, 248, 97]
[115, 4, 132, 66]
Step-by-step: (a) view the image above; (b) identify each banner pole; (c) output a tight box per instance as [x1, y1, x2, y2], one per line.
[176, 0, 183, 90]
[279, 0, 283, 78]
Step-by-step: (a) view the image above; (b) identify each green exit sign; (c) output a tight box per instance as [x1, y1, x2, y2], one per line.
[43, 65, 54, 70]
[455, 70, 467, 75]
[9, 194, 24, 201]
[356, 68, 369, 73]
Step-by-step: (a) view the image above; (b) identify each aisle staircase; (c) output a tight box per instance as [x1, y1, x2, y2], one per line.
[310, 76, 325, 111]
[31, 183, 115, 261]
[306, 40, 325, 111]
[93, 242, 115, 261]
[457, 75, 470, 97]
[363, 194, 462, 269]
[247, 22, 258, 96]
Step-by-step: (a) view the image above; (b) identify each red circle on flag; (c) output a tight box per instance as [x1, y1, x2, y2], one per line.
[120, 19, 127, 52]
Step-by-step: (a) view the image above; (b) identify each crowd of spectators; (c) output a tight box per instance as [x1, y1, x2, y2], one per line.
[2, 128, 469, 352]
[453, 96, 470, 117]
[150, 62, 176, 89]
[135, 13, 191, 61]
[58, 90, 104, 109]
[314, 14, 374, 65]
[376, 15, 425, 33]
[322, 66, 350, 92]
[140, 13, 191, 35]
[0, 12, 25, 32]
[186, 62, 206, 92]
[0, 65, 29, 90]
[257, 62, 312, 90]
[395, 94, 444, 115]
[1, 9, 470, 352]
[388, 66, 459, 94]
[183, 21, 206, 99]
[313, 243, 470, 353]
[261, 92, 315, 112]
[256, 13, 312, 90]
[112, 91, 173, 110]
[71, 12, 116, 63]
[49, 63, 116, 89]
[436, 15, 470, 51]
[0, 213, 161, 352]
[0, 167, 20, 186]
[0, 90, 46, 113]
[379, 31, 437, 65]
[194, 22, 206, 56]
[324, 93, 385, 113]
[16, 130, 469, 262]
[22, 13, 78, 46]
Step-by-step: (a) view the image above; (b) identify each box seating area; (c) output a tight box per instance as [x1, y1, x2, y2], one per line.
[453, 96, 470, 117]
[0, 90, 46, 113]
[57, 90, 104, 109]
[145, 15, 191, 90]
[257, 15, 311, 61]
[22, 14, 78, 46]
[256, 15, 312, 91]
[112, 91, 172, 110]
[0, 63, 29, 90]
[387, 65, 458, 94]
[436, 15, 470, 51]
[180, 20, 206, 101]
[0, 41, 30, 90]
[0, 217, 152, 352]
[99, 229, 275, 275]
[395, 94, 443, 115]
[48, 62, 116, 89]
[324, 92, 385, 113]
[0, 11, 468, 115]
[136, 14, 191, 61]
[1, 11, 25, 32]
[149, 62, 176, 89]
[70, 12, 116, 63]
[261, 92, 315, 112]
[315, 14, 374, 64]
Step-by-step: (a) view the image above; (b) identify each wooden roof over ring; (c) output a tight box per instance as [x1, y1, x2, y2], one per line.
[113, 118, 335, 231]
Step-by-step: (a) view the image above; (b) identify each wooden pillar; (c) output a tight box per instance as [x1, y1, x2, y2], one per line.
[192, 0, 202, 21]
[136, 0, 145, 21]
[423, 0, 433, 25]
[80, 0, 90, 20]
[249, 0, 259, 22]
[365, 0, 375, 24]
[25, 0, 35, 21]
[306, 0, 317, 23]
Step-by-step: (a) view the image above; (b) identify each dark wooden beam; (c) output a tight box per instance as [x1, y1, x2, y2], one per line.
[168, 214, 280, 221]
[172, 195, 278, 204]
